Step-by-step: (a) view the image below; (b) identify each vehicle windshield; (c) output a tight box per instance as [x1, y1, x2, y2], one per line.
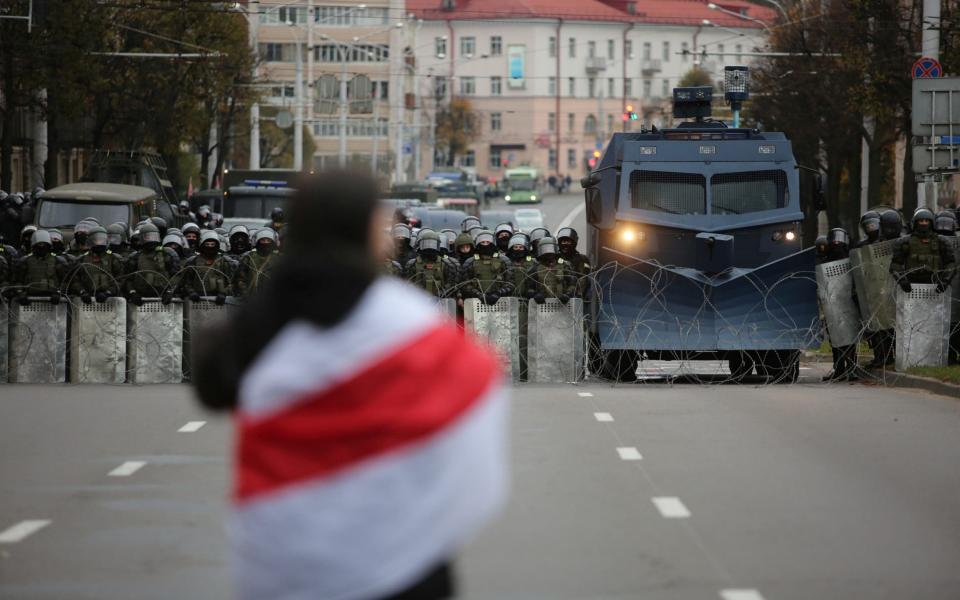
[710, 170, 787, 215]
[515, 217, 543, 231]
[224, 194, 287, 219]
[508, 179, 536, 191]
[38, 200, 129, 228]
[629, 170, 706, 215]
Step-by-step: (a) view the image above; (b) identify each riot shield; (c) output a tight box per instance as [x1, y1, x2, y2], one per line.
[70, 297, 126, 383]
[895, 284, 950, 370]
[527, 298, 585, 383]
[183, 297, 237, 380]
[127, 299, 184, 384]
[9, 298, 67, 383]
[849, 239, 897, 332]
[815, 258, 861, 348]
[948, 236, 959, 323]
[435, 298, 457, 321]
[463, 297, 522, 381]
[0, 301, 7, 382]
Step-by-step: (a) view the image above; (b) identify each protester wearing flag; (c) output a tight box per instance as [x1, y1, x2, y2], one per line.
[192, 170, 510, 600]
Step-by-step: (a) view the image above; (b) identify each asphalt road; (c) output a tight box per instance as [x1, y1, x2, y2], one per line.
[484, 191, 586, 236]
[2, 378, 960, 600]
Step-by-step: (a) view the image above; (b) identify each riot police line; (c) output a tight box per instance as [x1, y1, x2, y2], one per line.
[815, 207, 958, 381]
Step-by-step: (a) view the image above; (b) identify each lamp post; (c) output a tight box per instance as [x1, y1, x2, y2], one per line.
[286, 20, 305, 171]
[706, 3, 772, 32]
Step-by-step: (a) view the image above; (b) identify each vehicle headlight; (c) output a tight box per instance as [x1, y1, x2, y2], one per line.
[504, 195, 511, 201]
[531, 195, 537, 201]
[785, 231, 796, 241]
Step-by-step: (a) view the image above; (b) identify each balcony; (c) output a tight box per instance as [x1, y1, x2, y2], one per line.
[585, 57, 607, 74]
[641, 59, 662, 75]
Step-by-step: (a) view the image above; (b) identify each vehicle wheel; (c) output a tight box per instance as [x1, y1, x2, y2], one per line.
[599, 350, 638, 382]
[728, 352, 754, 382]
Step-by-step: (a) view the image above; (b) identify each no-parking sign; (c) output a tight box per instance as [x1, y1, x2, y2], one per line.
[912, 56, 942, 79]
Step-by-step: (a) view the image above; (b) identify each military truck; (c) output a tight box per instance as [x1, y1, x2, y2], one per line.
[81, 150, 183, 225]
[581, 83, 824, 383]
[34, 183, 159, 240]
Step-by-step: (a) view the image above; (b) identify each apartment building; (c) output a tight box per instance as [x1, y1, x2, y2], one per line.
[252, 0, 406, 175]
[408, 0, 773, 180]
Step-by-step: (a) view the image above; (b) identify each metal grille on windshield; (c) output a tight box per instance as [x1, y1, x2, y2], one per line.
[629, 170, 706, 215]
[710, 170, 787, 215]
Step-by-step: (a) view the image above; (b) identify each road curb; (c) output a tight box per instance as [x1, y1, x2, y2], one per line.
[872, 371, 960, 399]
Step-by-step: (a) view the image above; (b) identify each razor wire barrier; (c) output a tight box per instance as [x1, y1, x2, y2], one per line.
[464, 297, 523, 381]
[895, 284, 951, 371]
[527, 298, 585, 383]
[70, 297, 126, 383]
[126, 299, 183, 384]
[9, 298, 67, 383]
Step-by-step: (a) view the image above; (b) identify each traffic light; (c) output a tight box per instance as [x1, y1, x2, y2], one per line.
[592, 150, 601, 159]
[588, 158, 597, 168]
[624, 104, 639, 121]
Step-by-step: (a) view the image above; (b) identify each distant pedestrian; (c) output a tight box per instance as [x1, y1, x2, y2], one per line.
[563, 174, 572, 193]
[547, 174, 557, 194]
[192, 170, 509, 600]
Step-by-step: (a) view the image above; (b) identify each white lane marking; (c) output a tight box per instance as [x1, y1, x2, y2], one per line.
[108, 461, 147, 477]
[577, 392, 594, 397]
[616, 447, 642, 461]
[720, 590, 765, 600]
[799, 367, 811, 371]
[594, 412, 614, 422]
[0, 520, 51, 544]
[557, 201, 586, 231]
[652, 497, 691, 518]
[178, 421, 207, 432]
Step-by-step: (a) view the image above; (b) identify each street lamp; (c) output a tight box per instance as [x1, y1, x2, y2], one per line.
[707, 3, 772, 31]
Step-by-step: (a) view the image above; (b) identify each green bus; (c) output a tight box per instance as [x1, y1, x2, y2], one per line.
[503, 167, 541, 204]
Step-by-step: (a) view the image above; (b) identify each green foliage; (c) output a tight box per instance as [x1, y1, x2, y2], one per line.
[906, 366, 960, 385]
[435, 97, 480, 165]
[678, 67, 713, 88]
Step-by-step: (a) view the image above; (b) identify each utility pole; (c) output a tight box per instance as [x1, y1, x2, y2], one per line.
[371, 96, 380, 176]
[338, 45, 349, 168]
[293, 29, 304, 171]
[918, 0, 941, 209]
[249, 1, 261, 170]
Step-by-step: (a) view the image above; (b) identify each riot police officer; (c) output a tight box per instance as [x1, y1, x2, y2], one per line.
[494, 223, 514, 253]
[392, 223, 416, 266]
[890, 208, 955, 294]
[150, 216, 168, 239]
[124, 222, 180, 305]
[182, 222, 201, 253]
[106, 223, 129, 257]
[438, 229, 457, 257]
[69, 226, 124, 302]
[826, 228, 850, 261]
[557, 227, 591, 293]
[814, 235, 829, 262]
[229, 225, 252, 257]
[182, 230, 233, 305]
[163, 233, 187, 259]
[879, 209, 903, 241]
[528, 227, 550, 254]
[268, 206, 284, 232]
[934, 210, 957, 236]
[12, 230, 68, 305]
[460, 216, 481, 233]
[821, 228, 858, 381]
[504, 233, 534, 297]
[525, 236, 577, 304]
[70, 220, 95, 258]
[404, 230, 456, 297]
[235, 228, 279, 296]
[855, 210, 881, 247]
[454, 232, 475, 265]
[19, 224, 37, 255]
[460, 231, 511, 305]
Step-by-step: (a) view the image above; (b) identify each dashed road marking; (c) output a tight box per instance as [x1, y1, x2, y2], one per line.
[178, 421, 207, 432]
[720, 590, 765, 600]
[109, 461, 146, 477]
[652, 497, 691, 518]
[616, 447, 642, 461]
[0, 520, 51, 544]
[577, 392, 594, 397]
[594, 412, 614, 422]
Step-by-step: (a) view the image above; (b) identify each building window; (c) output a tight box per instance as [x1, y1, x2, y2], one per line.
[375, 80, 389, 99]
[681, 42, 689, 62]
[608, 39, 615, 59]
[460, 150, 476, 167]
[548, 77, 556, 95]
[314, 5, 389, 26]
[490, 36, 502, 56]
[625, 78, 633, 97]
[568, 37, 576, 58]
[567, 148, 576, 168]
[460, 76, 476, 95]
[461, 36, 476, 58]
[490, 76, 502, 96]
[434, 76, 447, 100]
[549, 36, 557, 57]
[584, 114, 597, 134]
[435, 37, 447, 58]
[548, 112, 556, 131]
[548, 148, 557, 169]
[271, 85, 295, 98]
[567, 112, 575, 132]
[587, 41, 596, 58]
[735, 44, 742, 62]
[642, 42, 651, 60]
[568, 77, 576, 97]
[717, 44, 725, 64]
[662, 78, 669, 98]
[490, 112, 502, 131]
[607, 114, 613, 134]
[643, 79, 651, 98]
[490, 149, 502, 168]
[624, 39, 633, 59]
[662, 41, 670, 62]
[588, 78, 596, 98]
[261, 6, 306, 24]
[260, 43, 286, 62]
[607, 78, 614, 98]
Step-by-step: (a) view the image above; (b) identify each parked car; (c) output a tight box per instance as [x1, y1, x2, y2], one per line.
[481, 210, 515, 228]
[410, 207, 469, 231]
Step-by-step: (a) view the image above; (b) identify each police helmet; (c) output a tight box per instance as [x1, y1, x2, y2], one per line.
[859, 210, 881, 234]
[255, 228, 278, 244]
[198, 205, 211, 218]
[211, 213, 224, 227]
[106, 223, 126, 246]
[214, 227, 228, 237]
[494, 223, 514, 237]
[508, 232, 530, 251]
[454, 232, 474, 249]
[392, 223, 412, 240]
[418, 230, 441, 253]
[74, 220, 93, 234]
[270, 207, 284, 222]
[440, 230, 457, 251]
[537, 236, 559, 258]
[149, 216, 167, 234]
[199, 230, 220, 245]
[89, 226, 108, 248]
[557, 227, 579, 243]
[461, 216, 481, 232]
[827, 227, 849, 249]
[31, 229, 52, 248]
[162, 233, 183, 248]
[468, 226, 485, 241]
[879, 209, 902, 239]
[529, 227, 550, 242]
[911, 208, 935, 234]
[814, 235, 828, 256]
[934, 210, 956, 235]
[139, 223, 161, 244]
[183, 222, 200, 235]
[475, 231, 496, 248]
[229, 224, 250, 239]
[21, 224, 37, 236]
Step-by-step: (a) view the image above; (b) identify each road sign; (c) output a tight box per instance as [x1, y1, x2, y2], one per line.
[911, 77, 960, 173]
[402, 143, 413, 155]
[912, 56, 942, 79]
[274, 111, 293, 129]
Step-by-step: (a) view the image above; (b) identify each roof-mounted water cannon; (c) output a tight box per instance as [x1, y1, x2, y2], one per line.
[672, 86, 713, 122]
[723, 66, 750, 128]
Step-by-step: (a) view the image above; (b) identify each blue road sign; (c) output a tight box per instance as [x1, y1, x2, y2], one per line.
[912, 57, 942, 79]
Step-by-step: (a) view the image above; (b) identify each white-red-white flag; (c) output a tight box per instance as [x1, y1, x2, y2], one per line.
[231, 278, 509, 600]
